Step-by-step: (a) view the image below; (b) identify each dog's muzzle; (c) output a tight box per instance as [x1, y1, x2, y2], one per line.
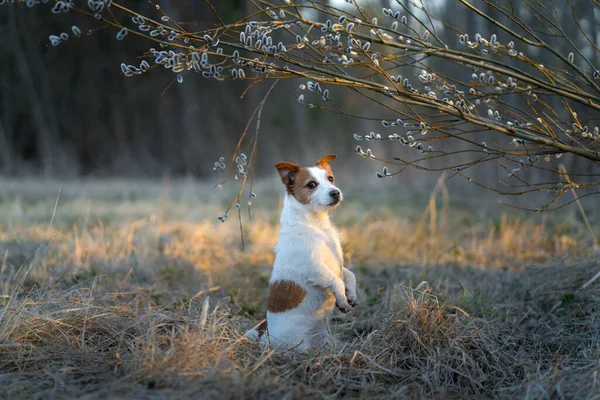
[329, 189, 341, 205]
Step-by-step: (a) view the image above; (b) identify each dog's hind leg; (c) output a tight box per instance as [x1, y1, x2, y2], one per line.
[245, 319, 267, 342]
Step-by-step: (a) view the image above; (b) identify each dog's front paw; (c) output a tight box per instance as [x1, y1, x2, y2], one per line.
[347, 297, 358, 308]
[336, 299, 353, 313]
[345, 289, 358, 308]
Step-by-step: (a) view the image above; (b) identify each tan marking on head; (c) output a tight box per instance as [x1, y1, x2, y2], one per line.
[276, 162, 301, 186]
[275, 162, 316, 204]
[316, 154, 337, 171]
[316, 154, 337, 184]
[266, 280, 307, 313]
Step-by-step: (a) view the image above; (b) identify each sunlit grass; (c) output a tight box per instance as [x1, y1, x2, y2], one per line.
[0, 179, 598, 399]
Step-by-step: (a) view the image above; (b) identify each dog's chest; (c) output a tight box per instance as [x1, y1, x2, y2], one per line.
[277, 219, 343, 276]
[320, 229, 343, 277]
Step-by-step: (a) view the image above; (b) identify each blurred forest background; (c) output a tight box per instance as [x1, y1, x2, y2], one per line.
[1, 0, 600, 201]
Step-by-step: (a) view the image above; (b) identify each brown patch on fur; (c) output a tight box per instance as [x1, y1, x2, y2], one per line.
[266, 280, 307, 313]
[275, 162, 315, 205]
[286, 168, 314, 204]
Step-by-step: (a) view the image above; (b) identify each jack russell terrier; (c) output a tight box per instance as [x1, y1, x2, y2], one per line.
[246, 154, 358, 350]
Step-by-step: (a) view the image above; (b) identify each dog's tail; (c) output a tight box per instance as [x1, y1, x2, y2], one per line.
[245, 319, 267, 342]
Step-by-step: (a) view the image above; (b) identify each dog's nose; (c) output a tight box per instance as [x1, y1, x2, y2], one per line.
[330, 189, 340, 199]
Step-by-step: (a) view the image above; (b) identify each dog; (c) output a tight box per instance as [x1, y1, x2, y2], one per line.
[245, 154, 358, 351]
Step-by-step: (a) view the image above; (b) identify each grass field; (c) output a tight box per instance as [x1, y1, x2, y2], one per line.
[0, 178, 599, 399]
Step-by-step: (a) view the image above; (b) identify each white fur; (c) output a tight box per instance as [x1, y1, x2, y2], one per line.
[304, 166, 344, 211]
[246, 167, 358, 351]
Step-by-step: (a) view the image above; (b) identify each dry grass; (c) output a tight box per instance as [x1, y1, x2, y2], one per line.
[0, 179, 599, 399]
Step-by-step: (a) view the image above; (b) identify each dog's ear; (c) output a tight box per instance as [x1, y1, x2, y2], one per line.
[276, 162, 302, 186]
[316, 154, 337, 169]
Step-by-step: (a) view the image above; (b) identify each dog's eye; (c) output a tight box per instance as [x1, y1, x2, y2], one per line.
[306, 181, 318, 189]
[328, 176, 334, 183]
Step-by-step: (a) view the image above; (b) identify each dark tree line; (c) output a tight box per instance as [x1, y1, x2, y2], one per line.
[1, 0, 600, 212]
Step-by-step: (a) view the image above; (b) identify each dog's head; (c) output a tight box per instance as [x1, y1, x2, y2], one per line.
[276, 154, 343, 212]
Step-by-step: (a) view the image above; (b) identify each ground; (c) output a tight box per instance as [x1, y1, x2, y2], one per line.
[0, 178, 598, 399]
